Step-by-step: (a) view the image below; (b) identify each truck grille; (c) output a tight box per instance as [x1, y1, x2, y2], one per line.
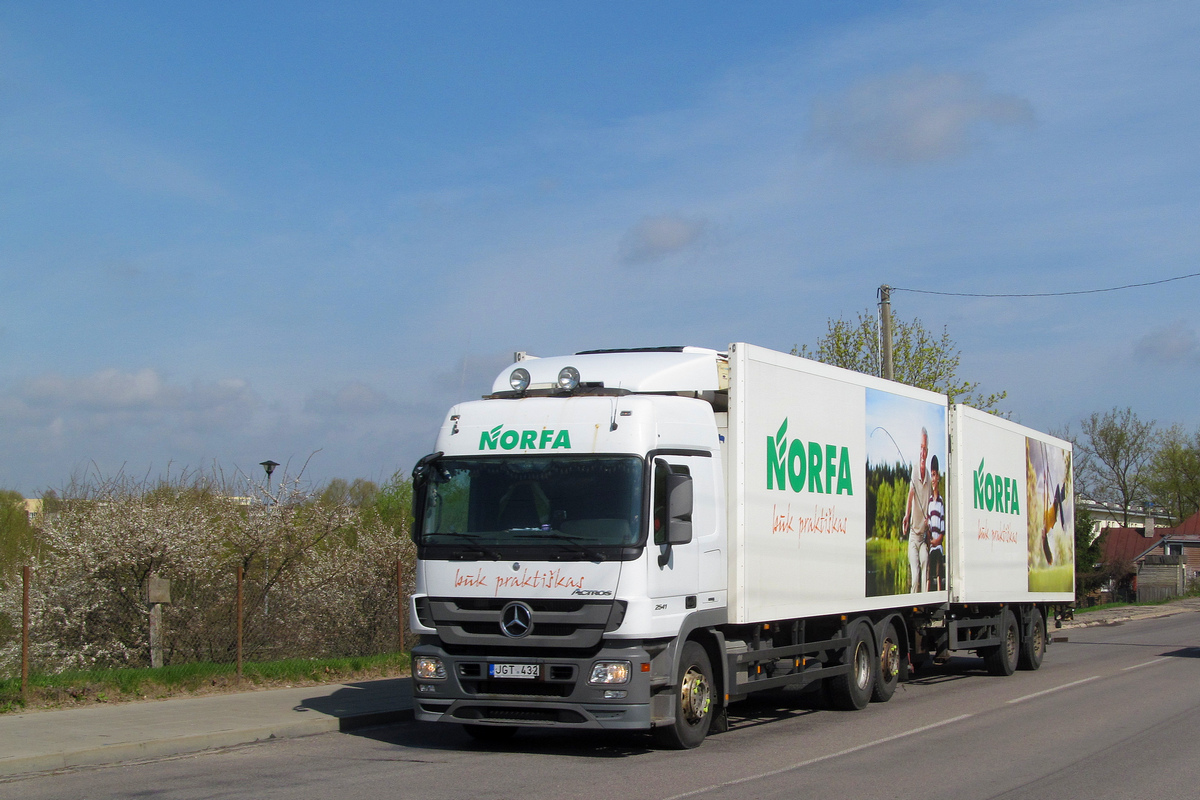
[427, 597, 622, 649]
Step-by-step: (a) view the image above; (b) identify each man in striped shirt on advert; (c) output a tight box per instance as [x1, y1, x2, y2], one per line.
[927, 454, 946, 592]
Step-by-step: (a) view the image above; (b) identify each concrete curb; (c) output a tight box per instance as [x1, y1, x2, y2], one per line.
[1062, 598, 1200, 630]
[0, 703, 413, 778]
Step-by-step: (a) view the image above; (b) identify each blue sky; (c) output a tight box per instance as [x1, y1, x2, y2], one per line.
[2, 1, 1198, 494]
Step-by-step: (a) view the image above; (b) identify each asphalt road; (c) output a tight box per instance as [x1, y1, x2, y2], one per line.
[4, 611, 1198, 800]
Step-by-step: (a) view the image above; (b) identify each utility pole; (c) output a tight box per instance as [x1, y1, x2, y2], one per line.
[878, 284, 894, 381]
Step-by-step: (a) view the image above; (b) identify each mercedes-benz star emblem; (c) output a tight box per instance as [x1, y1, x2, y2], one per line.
[500, 602, 533, 638]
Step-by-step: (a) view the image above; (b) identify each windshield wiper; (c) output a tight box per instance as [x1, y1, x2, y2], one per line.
[434, 532, 502, 561]
[508, 529, 607, 562]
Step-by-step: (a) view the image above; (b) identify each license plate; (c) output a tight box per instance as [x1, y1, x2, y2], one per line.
[489, 663, 540, 679]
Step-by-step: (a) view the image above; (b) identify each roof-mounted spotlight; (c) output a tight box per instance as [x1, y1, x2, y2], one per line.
[557, 366, 581, 391]
[509, 367, 531, 392]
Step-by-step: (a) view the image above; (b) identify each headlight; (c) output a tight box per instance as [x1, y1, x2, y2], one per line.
[509, 368, 531, 392]
[414, 656, 447, 680]
[557, 366, 580, 391]
[589, 660, 631, 684]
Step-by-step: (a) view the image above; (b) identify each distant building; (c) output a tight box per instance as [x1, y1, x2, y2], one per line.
[1097, 510, 1200, 602]
[23, 498, 43, 521]
[1079, 497, 1175, 540]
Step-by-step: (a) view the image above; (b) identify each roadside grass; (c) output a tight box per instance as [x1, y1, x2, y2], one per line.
[1074, 597, 1173, 615]
[0, 652, 410, 714]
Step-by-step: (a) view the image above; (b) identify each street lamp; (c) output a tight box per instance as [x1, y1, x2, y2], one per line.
[260, 460, 279, 496]
[259, 460, 279, 617]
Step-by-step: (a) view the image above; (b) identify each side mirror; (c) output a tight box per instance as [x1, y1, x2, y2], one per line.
[665, 471, 693, 546]
[410, 451, 444, 543]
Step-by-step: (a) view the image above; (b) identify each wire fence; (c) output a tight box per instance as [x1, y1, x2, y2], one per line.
[2, 558, 413, 690]
[1, 470, 419, 702]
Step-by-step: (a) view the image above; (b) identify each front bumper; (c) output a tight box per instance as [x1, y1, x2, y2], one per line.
[411, 641, 655, 731]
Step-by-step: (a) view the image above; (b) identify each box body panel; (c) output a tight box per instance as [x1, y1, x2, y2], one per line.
[949, 405, 1075, 603]
[727, 344, 949, 624]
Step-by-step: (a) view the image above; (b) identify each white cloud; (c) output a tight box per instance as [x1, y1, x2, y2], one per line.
[0, 368, 436, 492]
[2, 368, 256, 435]
[1133, 319, 1200, 365]
[810, 67, 1034, 165]
[619, 214, 709, 264]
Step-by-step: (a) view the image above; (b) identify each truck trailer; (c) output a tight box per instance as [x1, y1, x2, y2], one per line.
[409, 344, 1075, 748]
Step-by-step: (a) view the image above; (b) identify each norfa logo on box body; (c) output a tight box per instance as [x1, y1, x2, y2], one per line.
[766, 418, 854, 495]
[973, 458, 1020, 515]
[479, 425, 572, 451]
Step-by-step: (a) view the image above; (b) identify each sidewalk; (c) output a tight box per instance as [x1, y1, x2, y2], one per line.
[1061, 596, 1200, 630]
[0, 676, 413, 778]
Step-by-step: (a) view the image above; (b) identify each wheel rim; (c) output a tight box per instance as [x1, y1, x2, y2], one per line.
[880, 637, 899, 682]
[1004, 623, 1018, 663]
[1032, 619, 1044, 655]
[853, 641, 872, 690]
[680, 665, 711, 725]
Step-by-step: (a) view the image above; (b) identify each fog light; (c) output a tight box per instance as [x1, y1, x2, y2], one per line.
[509, 368, 531, 392]
[417, 683, 438, 693]
[557, 366, 580, 391]
[414, 656, 447, 680]
[589, 660, 631, 684]
[603, 690, 628, 699]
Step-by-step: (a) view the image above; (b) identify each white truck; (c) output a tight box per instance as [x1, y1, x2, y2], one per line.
[409, 344, 1074, 747]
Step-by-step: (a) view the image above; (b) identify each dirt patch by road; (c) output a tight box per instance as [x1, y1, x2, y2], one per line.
[1062, 596, 1200, 629]
[5, 663, 411, 714]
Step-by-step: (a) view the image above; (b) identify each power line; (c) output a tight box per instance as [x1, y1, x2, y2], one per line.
[890, 270, 1200, 298]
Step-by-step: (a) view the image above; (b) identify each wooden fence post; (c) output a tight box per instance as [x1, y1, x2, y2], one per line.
[236, 564, 244, 684]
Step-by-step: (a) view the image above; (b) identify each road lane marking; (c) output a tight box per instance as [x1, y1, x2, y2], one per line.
[1005, 676, 1100, 705]
[658, 714, 974, 800]
[1122, 658, 1170, 671]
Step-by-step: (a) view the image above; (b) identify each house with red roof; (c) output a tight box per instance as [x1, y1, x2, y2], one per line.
[1097, 510, 1200, 602]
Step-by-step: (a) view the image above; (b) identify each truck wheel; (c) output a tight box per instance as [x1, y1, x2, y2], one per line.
[984, 609, 1019, 676]
[872, 621, 900, 703]
[826, 622, 876, 710]
[1018, 610, 1046, 671]
[462, 724, 518, 741]
[654, 641, 714, 749]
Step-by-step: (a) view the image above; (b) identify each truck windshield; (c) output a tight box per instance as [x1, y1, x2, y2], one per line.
[418, 456, 644, 548]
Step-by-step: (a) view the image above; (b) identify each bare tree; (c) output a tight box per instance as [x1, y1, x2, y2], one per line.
[1072, 407, 1156, 526]
[1, 467, 414, 674]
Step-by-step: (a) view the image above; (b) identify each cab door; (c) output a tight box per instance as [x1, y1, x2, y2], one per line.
[648, 453, 714, 603]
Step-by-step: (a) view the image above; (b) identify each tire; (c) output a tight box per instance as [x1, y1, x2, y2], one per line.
[1018, 610, 1046, 671]
[872, 621, 901, 703]
[462, 724, 518, 742]
[654, 641, 715, 749]
[984, 609, 1019, 676]
[826, 622, 876, 710]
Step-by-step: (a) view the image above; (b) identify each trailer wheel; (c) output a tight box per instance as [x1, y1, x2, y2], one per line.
[872, 621, 901, 703]
[1018, 610, 1046, 671]
[984, 609, 1019, 676]
[462, 724, 518, 742]
[654, 641, 714, 749]
[826, 622, 876, 710]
